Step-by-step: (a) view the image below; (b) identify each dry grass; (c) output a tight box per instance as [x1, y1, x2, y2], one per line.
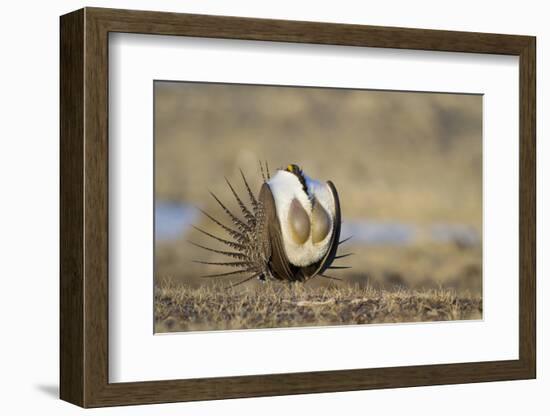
[155, 280, 482, 333]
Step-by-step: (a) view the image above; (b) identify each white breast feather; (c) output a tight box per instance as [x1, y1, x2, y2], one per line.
[267, 170, 335, 267]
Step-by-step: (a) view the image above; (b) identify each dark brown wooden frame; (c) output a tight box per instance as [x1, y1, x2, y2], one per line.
[60, 7, 536, 408]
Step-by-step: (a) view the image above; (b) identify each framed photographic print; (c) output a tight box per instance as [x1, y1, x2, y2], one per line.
[60, 7, 536, 407]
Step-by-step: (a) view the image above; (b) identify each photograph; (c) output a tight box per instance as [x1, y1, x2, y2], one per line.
[154, 81, 483, 333]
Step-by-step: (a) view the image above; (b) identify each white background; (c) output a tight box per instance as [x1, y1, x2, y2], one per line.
[110, 34, 519, 382]
[0, 0, 546, 414]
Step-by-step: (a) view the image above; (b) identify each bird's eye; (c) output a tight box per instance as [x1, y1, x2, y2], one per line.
[311, 200, 331, 243]
[288, 198, 310, 245]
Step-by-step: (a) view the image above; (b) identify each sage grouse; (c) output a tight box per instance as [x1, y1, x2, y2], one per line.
[191, 163, 351, 287]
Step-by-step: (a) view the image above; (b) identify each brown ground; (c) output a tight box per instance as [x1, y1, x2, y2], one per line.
[155, 281, 482, 333]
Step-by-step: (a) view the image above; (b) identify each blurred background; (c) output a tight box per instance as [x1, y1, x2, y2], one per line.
[155, 81, 482, 293]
